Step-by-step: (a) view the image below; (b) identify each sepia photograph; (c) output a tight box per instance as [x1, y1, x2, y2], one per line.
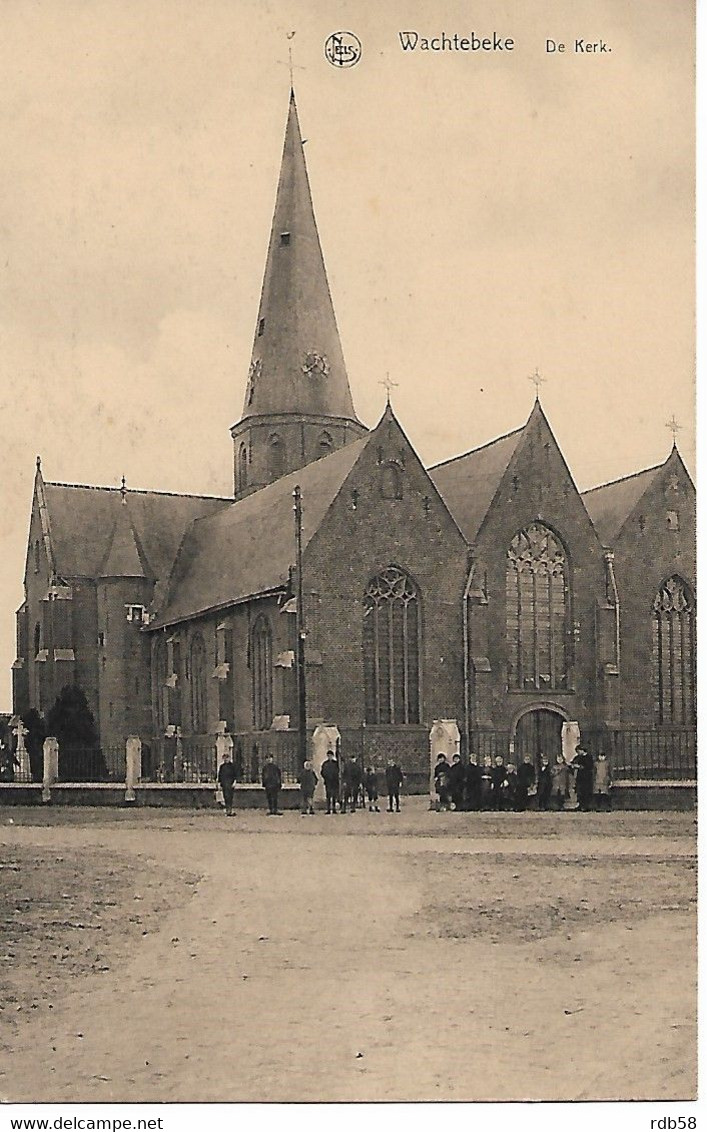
[0, 0, 697, 1110]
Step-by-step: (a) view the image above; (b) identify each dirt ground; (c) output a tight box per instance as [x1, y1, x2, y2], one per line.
[0, 801, 696, 1103]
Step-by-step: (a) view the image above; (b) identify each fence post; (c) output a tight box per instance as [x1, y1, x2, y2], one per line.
[125, 736, 142, 803]
[42, 736, 59, 803]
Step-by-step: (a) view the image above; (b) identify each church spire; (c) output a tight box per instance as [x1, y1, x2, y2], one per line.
[240, 91, 359, 422]
[231, 90, 366, 497]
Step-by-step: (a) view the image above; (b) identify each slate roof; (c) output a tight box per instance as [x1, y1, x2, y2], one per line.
[150, 437, 368, 629]
[42, 482, 230, 582]
[428, 427, 525, 543]
[581, 464, 662, 544]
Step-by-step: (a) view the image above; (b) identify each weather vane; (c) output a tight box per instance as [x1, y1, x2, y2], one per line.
[665, 415, 682, 446]
[379, 373, 399, 405]
[528, 367, 546, 399]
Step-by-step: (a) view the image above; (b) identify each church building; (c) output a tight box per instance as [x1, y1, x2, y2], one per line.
[12, 91, 696, 789]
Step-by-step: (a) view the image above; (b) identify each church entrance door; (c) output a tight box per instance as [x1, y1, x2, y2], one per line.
[513, 708, 564, 768]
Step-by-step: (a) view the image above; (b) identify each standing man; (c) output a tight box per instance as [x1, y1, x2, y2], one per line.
[385, 758, 404, 812]
[516, 754, 536, 812]
[573, 747, 594, 811]
[490, 755, 507, 811]
[465, 751, 482, 811]
[320, 749, 340, 814]
[262, 753, 283, 815]
[448, 753, 466, 812]
[217, 748, 237, 816]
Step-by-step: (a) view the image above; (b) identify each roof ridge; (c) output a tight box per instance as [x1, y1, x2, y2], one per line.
[429, 425, 524, 471]
[188, 435, 369, 525]
[581, 462, 663, 496]
[45, 480, 232, 501]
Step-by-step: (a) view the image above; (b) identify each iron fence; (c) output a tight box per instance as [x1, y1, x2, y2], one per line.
[56, 744, 126, 783]
[470, 725, 696, 781]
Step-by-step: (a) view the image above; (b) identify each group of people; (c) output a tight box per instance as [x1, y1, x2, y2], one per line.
[216, 744, 612, 816]
[216, 748, 406, 816]
[300, 751, 405, 815]
[433, 748, 612, 812]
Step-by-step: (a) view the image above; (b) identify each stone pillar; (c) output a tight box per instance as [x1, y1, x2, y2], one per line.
[42, 736, 59, 804]
[125, 736, 142, 803]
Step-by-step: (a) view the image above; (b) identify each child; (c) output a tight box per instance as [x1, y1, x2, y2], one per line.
[298, 760, 317, 815]
[434, 754, 451, 811]
[365, 765, 380, 811]
[594, 751, 612, 810]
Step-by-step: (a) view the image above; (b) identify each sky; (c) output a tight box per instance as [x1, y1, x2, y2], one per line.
[0, 0, 696, 706]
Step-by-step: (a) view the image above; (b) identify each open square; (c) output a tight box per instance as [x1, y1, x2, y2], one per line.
[0, 802, 696, 1102]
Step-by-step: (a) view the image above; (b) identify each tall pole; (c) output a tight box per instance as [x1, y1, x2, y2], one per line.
[293, 486, 307, 767]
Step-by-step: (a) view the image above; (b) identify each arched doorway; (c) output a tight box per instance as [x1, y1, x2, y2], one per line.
[513, 707, 565, 767]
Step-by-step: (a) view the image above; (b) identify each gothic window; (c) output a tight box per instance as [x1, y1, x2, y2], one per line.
[251, 616, 273, 730]
[189, 633, 207, 733]
[363, 566, 421, 724]
[154, 637, 168, 732]
[33, 540, 40, 574]
[652, 576, 695, 725]
[380, 463, 403, 500]
[33, 622, 41, 658]
[318, 431, 333, 457]
[267, 434, 286, 480]
[237, 445, 248, 494]
[506, 523, 569, 691]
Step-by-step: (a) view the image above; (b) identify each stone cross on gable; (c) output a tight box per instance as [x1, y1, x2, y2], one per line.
[665, 415, 682, 446]
[379, 373, 399, 404]
[528, 367, 546, 398]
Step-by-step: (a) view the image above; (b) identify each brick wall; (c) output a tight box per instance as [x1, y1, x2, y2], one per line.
[611, 452, 696, 726]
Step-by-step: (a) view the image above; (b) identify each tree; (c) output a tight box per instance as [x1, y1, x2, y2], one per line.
[46, 685, 108, 782]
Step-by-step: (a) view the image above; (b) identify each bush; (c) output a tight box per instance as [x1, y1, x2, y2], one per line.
[46, 685, 108, 782]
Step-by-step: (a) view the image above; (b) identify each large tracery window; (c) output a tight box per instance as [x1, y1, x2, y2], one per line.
[363, 566, 421, 724]
[251, 616, 273, 730]
[652, 576, 695, 725]
[506, 523, 569, 691]
[189, 634, 207, 733]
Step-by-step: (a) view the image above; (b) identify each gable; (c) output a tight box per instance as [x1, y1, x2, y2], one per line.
[303, 407, 469, 583]
[474, 401, 603, 557]
[583, 449, 694, 548]
[611, 450, 696, 555]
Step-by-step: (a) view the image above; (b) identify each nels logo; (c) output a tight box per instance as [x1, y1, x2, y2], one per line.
[324, 32, 362, 68]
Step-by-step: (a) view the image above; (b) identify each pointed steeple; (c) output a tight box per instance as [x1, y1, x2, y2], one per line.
[241, 91, 360, 422]
[231, 90, 366, 498]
